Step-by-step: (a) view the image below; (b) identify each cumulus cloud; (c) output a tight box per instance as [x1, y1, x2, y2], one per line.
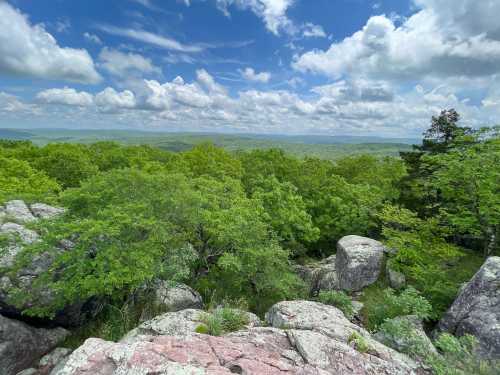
[98, 48, 161, 78]
[239, 67, 271, 83]
[36, 88, 94, 106]
[293, 1, 500, 82]
[0, 92, 38, 114]
[0, 2, 101, 84]
[216, 0, 295, 35]
[302, 23, 326, 38]
[95, 88, 137, 112]
[98, 24, 204, 53]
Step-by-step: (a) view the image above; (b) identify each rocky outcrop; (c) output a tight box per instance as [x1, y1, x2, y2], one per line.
[0, 314, 68, 375]
[438, 256, 500, 359]
[17, 347, 73, 375]
[336, 235, 386, 291]
[53, 301, 424, 375]
[122, 308, 261, 344]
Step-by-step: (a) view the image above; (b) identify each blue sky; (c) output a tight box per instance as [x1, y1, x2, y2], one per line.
[1, 0, 500, 136]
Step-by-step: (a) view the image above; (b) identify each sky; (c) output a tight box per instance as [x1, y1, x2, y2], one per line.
[1, 0, 500, 137]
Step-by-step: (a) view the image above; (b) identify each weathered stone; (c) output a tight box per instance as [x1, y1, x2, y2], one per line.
[294, 255, 338, 295]
[29, 204, 65, 220]
[4, 200, 36, 223]
[153, 282, 203, 312]
[0, 314, 68, 375]
[266, 300, 421, 373]
[438, 256, 500, 359]
[38, 347, 72, 369]
[336, 235, 385, 292]
[387, 264, 406, 289]
[55, 302, 422, 375]
[0, 223, 40, 269]
[16, 369, 38, 375]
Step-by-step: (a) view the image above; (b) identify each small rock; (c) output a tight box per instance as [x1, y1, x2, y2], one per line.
[387, 263, 406, 289]
[336, 235, 385, 292]
[16, 369, 38, 375]
[154, 282, 203, 312]
[30, 204, 65, 220]
[38, 347, 72, 369]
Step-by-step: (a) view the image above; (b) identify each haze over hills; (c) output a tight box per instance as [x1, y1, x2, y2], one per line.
[0, 128, 417, 159]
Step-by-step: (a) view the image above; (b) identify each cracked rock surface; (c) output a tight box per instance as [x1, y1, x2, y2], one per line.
[53, 301, 424, 375]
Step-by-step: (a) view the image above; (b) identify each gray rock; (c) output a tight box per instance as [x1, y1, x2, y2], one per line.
[4, 200, 36, 224]
[266, 300, 421, 373]
[387, 263, 406, 289]
[0, 223, 40, 269]
[294, 255, 339, 294]
[38, 347, 72, 369]
[438, 256, 500, 359]
[16, 369, 38, 375]
[374, 315, 436, 360]
[336, 235, 385, 292]
[153, 282, 203, 312]
[0, 314, 68, 375]
[30, 204, 65, 220]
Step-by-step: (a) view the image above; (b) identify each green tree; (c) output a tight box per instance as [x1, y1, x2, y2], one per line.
[427, 129, 500, 256]
[0, 156, 61, 204]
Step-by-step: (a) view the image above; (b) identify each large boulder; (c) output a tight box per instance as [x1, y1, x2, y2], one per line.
[153, 282, 203, 311]
[336, 235, 386, 291]
[3, 200, 36, 224]
[54, 302, 423, 375]
[437, 256, 500, 359]
[0, 314, 68, 375]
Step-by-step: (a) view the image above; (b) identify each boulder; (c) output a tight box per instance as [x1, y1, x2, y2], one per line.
[153, 282, 203, 312]
[336, 235, 385, 291]
[387, 263, 406, 289]
[437, 256, 500, 359]
[266, 300, 421, 373]
[0, 314, 68, 375]
[0, 223, 39, 269]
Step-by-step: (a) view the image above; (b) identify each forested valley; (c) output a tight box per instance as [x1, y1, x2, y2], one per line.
[1, 110, 499, 375]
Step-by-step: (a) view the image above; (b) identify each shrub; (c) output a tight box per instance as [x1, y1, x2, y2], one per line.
[317, 290, 355, 319]
[198, 307, 249, 336]
[364, 287, 432, 331]
[348, 332, 371, 354]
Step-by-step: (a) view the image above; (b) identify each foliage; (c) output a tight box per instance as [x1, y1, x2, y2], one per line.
[198, 307, 250, 336]
[348, 332, 371, 354]
[426, 131, 500, 256]
[379, 205, 479, 317]
[0, 156, 61, 204]
[317, 290, 355, 320]
[363, 287, 432, 331]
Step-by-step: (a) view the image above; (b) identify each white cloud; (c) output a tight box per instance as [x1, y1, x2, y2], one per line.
[0, 2, 101, 84]
[293, 1, 500, 82]
[36, 88, 94, 106]
[98, 25, 204, 53]
[84, 32, 102, 45]
[239, 67, 271, 83]
[302, 23, 326, 38]
[95, 88, 137, 112]
[98, 48, 161, 78]
[0, 92, 38, 114]
[216, 0, 295, 35]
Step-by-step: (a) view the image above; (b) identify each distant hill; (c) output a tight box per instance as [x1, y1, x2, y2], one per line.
[0, 128, 417, 160]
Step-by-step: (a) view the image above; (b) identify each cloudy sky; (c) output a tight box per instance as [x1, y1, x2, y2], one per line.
[1, 0, 500, 137]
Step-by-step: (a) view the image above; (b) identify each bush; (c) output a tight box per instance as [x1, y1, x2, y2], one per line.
[363, 287, 432, 331]
[198, 307, 250, 336]
[317, 290, 355, 319]
[348, 332, 371, 354]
